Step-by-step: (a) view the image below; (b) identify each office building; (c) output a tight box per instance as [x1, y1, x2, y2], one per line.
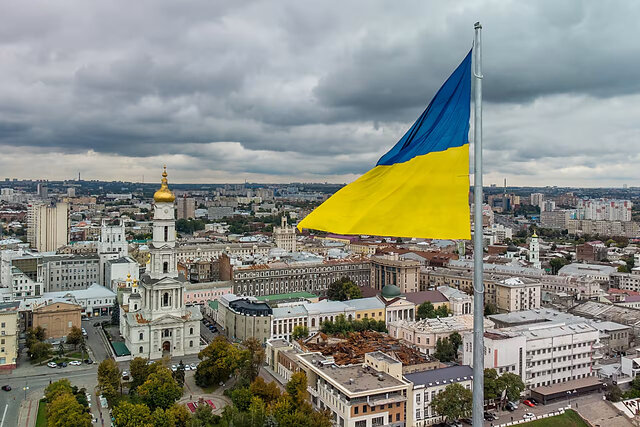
[273, 216, 297, 252]
[176, 196, 196, 220]
[217, 294, 272, 343]
[494, 277, 541, 312]
[371, 253, 420, 294]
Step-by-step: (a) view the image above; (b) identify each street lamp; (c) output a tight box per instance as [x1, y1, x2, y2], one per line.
[23, 381, 29, 399]
[566, 389, 577, 406]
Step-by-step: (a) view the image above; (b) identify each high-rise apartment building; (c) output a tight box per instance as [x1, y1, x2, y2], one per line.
[176, 196, 196, 220]
[530, 192, 544, 208]
[27, 202, 68, 252]
[577, 199, 632, 222]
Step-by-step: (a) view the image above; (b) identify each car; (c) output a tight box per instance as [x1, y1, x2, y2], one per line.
[523, 399, 535, 407]
[1, 385, 11, 391]
[171, 365, 178, 372]
[208, 325, 215, 330]
[122, 371, 129, 380]
[523, 413, 535, 420]
[483, 412, 496, 421]
[190, 363, 197, 370]
[211, 327, 218, 332]
[184, 365, 191, 371]
[507, 400, 519, 409]
[529, 397, 539, 405]
[84, 358, 93, 364]
[47, 362, 57, 368]
[69, 360, 82, 366]
[446, 421, 462, 427]
[505, 402, 516, 412]
[59, 362, 68, 368]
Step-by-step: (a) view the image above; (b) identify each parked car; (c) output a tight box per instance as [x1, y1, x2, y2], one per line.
[523, 399, 535, 407]
[529, 397, 539, 405]
[523, 413, 535, 420]
[171, 365, 177, 372]
[507, 400, 519, 409]
[59, 362, 68, 368]
[190, 363, 197, 370]
[208, 325, 215, 330]
[1, 385, 11, 391]
[47, 362, 57, 368]
[184, 365, 191, 371]
[84, 358, 94, 364]
[81, 328, 88, 337]
[505, 402, 516, 411]
[446, 421, 463, 427]
[69, 360, 82, 366]
[122, 371, 129, 380]
[483, 412, 496, 421]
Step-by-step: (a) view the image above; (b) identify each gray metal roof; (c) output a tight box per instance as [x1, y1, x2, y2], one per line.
[404, 365, 473, 386]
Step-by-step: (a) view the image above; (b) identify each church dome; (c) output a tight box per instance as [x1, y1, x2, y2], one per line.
[381, 284, 402, 299]
[153, 166, 175, 203]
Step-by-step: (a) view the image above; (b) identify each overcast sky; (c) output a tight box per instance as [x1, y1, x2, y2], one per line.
[1, 0, 639, 186]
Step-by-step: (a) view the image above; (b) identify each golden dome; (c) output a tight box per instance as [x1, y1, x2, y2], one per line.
[153, 165, 175, 203]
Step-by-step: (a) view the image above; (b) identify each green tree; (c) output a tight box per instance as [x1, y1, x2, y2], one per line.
[606, 384, 623, 402]
[66, 326, 83, 348]
[249, 377, 281, 405]
[242, 337, 266, 384]
[97, 358, 121, 401]
[195, 336, 249, 387]
[449, 332, 462, 351]
[483, 369, 500, 401]
[26, 326, 47, 346]
[431, 383, 473, 422]
[231, 387, 253, 411]
[112, 401, 153, 427]
[137, 367, 183, 410]
[47, 392, 92, 427]
[434, 337, 456, 362]
[151, 408, 171, 427]
[28, 341, 52, 361]
[416, 301, 435, 320]
[111, 300, 120, 326]
[57, 341, 65, 358]
[174, 360, 186, 388]
[550, 257, 569, 274]
[165, 404, 192, 427]
[248, 396, 267, 427]
[129, 357, 151, 391]
[45, 379, 73, 403]
[484, 302, 498, 316]
[286, 371, 308, 408]
[435, 305, 450, 318]
[192, 404, 221, 426]
[498, 372, 526, 402]
[291, 325, 309, 341]
[327, 277, 362, 301]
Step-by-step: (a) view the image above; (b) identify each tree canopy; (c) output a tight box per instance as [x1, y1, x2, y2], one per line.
[97, 358, 121, 401]
[417, 302, 450, 320]
[291, 325, 309, 341]
[195, 336, 249, 388]
[320, 314, 387, 336]
[327, 277, 362, 301]
[137, 367, 183, 410]
[431, 383, 473, 422]
[66, 326, 84, 348]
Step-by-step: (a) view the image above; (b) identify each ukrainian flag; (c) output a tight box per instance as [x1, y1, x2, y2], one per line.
[298, 50, 472, 239]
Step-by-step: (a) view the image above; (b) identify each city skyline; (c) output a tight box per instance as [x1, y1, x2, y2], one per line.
[2, 1, 640, 186]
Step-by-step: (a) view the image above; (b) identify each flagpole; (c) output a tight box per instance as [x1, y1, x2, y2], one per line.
[472, 21, 485, 427]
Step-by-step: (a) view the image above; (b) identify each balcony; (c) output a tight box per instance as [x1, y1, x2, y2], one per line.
[307, 386, 319, 397]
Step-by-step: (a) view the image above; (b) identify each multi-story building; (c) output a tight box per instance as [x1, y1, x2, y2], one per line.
[540, 210, 571, 230]
[39, 254, 100, 292]
[217, 294, 272, 343]
[371, 253, 420, 294]
[273, 216, 297, 252]
[178, 259, 220, 283]
[558, 263, 616, 282]
[388, 314, 494, 356]
[462, 330, 526, 382]
[32, 300, 82, 339]
[184, 281, 232, 306]
[494, 277, 541, 313]
[27, 202, 68, 252]
[530, 193, 544, 208]
[407, 365, 474, 426]
[225, 257, 370, 297]
[611, 269, 640, 292]
[176, 196, 196, 220]
[0, 302, 19, 370]
[463, 323, 600, 389]
[576, 241, 608, 262]
[298, 351, 410, 427]
[577, 199, 632, 222]
[176, 242, 272, 263]
[43, 283, 116, 317]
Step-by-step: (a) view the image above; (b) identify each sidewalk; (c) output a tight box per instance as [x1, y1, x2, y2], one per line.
[16, 390, 41, 427]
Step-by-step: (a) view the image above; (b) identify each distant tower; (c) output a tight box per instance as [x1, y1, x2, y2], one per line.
[529, 231, 541, 269]
[273, 216, 297, 252]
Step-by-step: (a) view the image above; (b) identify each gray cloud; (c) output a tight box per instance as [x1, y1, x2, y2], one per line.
[0, 0, 639, 185]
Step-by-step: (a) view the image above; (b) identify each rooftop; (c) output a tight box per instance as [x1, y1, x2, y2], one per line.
[405, 365, 473, 387]
[499, 277, 541, 287]
[342, 297, 385, 311]
[404, 290, 448, 305]
[256, 291, 318, 302]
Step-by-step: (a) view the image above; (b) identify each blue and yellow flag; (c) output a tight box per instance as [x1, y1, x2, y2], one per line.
[298, 50, 472, 239]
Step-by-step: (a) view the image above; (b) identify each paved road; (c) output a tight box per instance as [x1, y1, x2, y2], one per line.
[82, 316, 111, 362]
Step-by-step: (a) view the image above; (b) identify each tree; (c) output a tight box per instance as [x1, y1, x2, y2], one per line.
[112, 401, 153, 427]
[484, 369, 500, 401]
[431, 383, 473, 422]
[26, 326, 47, 346]
[550, 257, 569, 275]
[417, 302, 435, 320]
[57, 341, 65, 358]
[606, 384, 623, 402]
[29, 341, 52, 361]
[195, 336, 249, 387]
[165, 404, 192, 427]
[449, 332, 462, 351]
[434, 337, 456, 362]
[242, 337, 265, 383]
[286, 371, 308, 408]
[174, 360, 186, 388]
[249, 377, 281, 404]
[484, 302, 498, 316]
[45, 379, 73, 403]
[111, 300, 120, 326]
[434, 305, 450, 318]
[192, 404, 221, 426]
[129, 357, 150, 391]
[498, 372, 525, 402]
[327, 277, 362, 301]
[137, 366, 183, 410]
[47, 392, 92, 427]
[248, 396, 267, 427]
[231, 387, 253, 411]
[291, 325, 309, 341]
[66, 326, 83, 348]
[97, 358, 121, 401]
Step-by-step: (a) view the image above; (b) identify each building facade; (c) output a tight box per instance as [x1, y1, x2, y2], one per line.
[273, 216, 297, 252]
[0, 302, 19, 370]
[494, 277, 542, 312]
[371, 254, 420, 294]
[27, 202, 69, 252]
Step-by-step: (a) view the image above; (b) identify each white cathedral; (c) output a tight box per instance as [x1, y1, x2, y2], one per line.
[120, 167, 202, 359]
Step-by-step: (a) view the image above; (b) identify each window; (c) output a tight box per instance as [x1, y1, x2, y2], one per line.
[163, 262, 169, 273]
[163, 292, 170, 306]
[139, 346, 143, 353]
[190, 340, 194, 347]
[139, 332, 144, 340]
[354, 407, 359, 415]
[363, 405, 367, 413]
[396, 413, 401, 421]
[372, 416, 384, 427]
[355, 422, 366, 427]
[164, 226, 168, 241]
[190, 327, 194, 335]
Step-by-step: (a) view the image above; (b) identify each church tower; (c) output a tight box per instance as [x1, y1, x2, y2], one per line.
[148, 166, 178, 280]
[529, 231, 541, 269]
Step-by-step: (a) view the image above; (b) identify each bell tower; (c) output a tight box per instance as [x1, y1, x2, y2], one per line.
[149, 166, 178, 280]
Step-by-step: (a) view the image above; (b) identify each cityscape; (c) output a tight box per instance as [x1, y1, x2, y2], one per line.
[2, 2, 640, 427]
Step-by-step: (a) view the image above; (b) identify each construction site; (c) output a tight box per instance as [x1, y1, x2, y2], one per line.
[300, 330, 440, 372]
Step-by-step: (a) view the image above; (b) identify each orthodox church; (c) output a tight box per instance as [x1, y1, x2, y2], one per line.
[119, 167, 202, 359]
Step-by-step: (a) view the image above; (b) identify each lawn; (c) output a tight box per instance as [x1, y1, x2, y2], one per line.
[35, 399, 47, 427]
[523, 409, 588, 427]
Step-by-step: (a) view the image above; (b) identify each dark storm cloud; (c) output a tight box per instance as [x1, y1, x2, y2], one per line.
[1, 0, 640, 184]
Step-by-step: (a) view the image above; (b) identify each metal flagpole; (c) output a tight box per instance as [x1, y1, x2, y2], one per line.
[472, 21, 485, 427]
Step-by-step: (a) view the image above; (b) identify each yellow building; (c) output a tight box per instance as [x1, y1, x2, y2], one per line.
[343, 297, 386, 322]
[32, 300, 82, 339]
[0, 302, 20, 370]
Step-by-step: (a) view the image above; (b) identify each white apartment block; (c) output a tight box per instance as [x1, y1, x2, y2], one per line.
[462, 330, 526, 382]
[176, 242, 272, 262]
[577, 199, 632, 222]
[494, 277, 541, 312]
[463, 323, 601, 390]
[27, 202, 68, 252]
[610, 269, 640, 292]
[40, 254, 100, 292]
[530, 193, 544, 208]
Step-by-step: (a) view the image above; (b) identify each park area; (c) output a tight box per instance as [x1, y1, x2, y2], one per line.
[523, 409, 589, 427]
